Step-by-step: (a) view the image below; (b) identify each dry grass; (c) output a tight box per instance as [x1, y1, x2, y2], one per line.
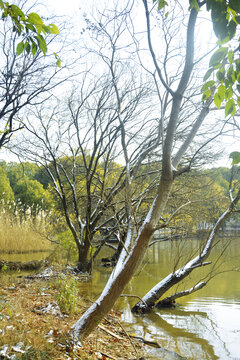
[0, 210, 52, 254]
[0, 274, 145, 360]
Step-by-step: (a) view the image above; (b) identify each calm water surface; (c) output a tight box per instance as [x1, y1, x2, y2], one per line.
[90, 237, 240, 360]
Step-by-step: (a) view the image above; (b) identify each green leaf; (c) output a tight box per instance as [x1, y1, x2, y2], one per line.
[237, 97, 240, 107]
[227, 64, 236, 82]
[35, 35, 47, 55]
[230, 151, 240, 165]
[16, 41, 24, 55]
[189, 0, 200, 11]
[225, 87, 233, 100]
[214, 93, 222, 108]
[10, 5, 25, 19]
[209, 47, 228, 68]
[31, 42, 37, 56]
[237, 84, 240, 94]
[218, 84, 226, 100]
[236, 59, 240, 73]
[48, 23, 59, 35]
[225, 99, 236, 116]
[41, 25, 50, 34]
[201, 80, 215, 93]
[155, 0, 168, 10]
[228, 49, 234, 64]
[25, 23, 36, 32]
[54, 52, 61, 68]
[27, 12, 44, 26]
[202, 89, 212, 101]
[229, 0, 240, 14]
[203, 68, 214, 81]
[24, 41, 30, 54]
[216, 67, 225, 81]
[2, 10, 7, 19]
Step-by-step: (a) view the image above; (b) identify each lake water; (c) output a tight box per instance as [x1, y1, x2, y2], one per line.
[89, 237, 240, 360]
[1, 237, 240, 359]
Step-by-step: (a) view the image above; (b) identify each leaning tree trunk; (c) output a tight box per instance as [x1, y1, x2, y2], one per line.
[71, 177, 173, 342]
[132, 188, 240, 313]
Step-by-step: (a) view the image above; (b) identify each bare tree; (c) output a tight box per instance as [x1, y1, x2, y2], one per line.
[14, 66, 157, 272]
[70, 0, 240, 342]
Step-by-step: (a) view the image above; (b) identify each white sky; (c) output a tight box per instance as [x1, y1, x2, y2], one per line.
[0, 0, 238, 167]
[41, 0, 81, 17]
[41, 0, 239, 168]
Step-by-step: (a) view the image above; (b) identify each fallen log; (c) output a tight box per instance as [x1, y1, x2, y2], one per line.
[0, 259, 49, 271]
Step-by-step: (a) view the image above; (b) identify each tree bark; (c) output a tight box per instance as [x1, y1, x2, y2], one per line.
[75, 246, 91, 273]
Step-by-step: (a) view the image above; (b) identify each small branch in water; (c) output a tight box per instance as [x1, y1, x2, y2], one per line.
[156, 281, 207, 308]
[149, 233, 187, 247]
[190, 261, 211, 269]
[129, 334, 161, 348]
[121, 294, 147, 306]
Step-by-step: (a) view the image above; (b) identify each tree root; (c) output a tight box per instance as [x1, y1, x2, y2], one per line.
[131, 301, 155, 314]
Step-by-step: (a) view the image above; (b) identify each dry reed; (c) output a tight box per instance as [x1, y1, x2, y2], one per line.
[0, 208, 51, 254]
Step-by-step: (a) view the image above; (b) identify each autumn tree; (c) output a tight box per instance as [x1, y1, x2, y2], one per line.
[13, 178, 52, 219]
[4, 161, 39, 188]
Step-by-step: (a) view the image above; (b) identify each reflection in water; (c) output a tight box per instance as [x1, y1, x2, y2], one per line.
[95, 238, 240, 360]
[121, 302, 219, 360]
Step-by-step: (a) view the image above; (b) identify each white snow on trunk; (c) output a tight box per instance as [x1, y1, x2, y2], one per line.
[72, 302, 98, 343]
[141, 272, 174, 303]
